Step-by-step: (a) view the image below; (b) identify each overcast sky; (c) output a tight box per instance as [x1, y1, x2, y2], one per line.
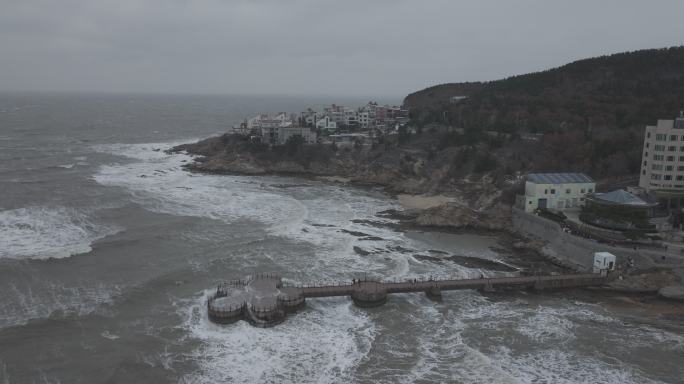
[1, 0, 683, 97]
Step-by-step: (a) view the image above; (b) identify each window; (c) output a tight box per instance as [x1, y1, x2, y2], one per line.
[643, 161, 647, 166]
[642, 170, 646, 175]
[588, 188, 593, 193]
[677, 176, 684, 181]
[671, 135, 678, 141]
[580, 197, 585, 201]
[566, 189, 571, 194]
[667, 156, 675, 161]
[652, 164, 663, 170]
[680, 147, 684, 152]
[656, 134, 667, 141]
[665, 175, 673, 181]
[679, 166, 684, 171]
[677, 185, 684, 188]
[680, 156, 684, 161]
[651, 174, 662, 180]
[647, 132, 651, 138]
[668, 146, 677, 151]
[581, 188, 586, 193]
[646, 142, 650, 148]
[666, 165, 674, 171]
[653, 154, 664, 160]
[654, 145, 665, 151]
[550, 189, 556, 194]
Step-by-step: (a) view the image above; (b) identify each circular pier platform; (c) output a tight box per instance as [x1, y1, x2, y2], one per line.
[351, 282, 388, 307]
[207, 274, 304, 327]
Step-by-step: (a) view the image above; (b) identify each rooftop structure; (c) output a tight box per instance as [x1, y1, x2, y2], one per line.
[527, 173, 594, 184]
[582, 189, 661, 231]
[588, 189, 655, 207]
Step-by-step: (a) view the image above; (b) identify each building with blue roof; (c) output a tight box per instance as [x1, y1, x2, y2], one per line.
[581, 189, 660, 231]
[519, 173, 596, 213]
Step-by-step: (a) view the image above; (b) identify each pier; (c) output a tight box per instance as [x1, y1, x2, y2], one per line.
[207, 272, 610, 327]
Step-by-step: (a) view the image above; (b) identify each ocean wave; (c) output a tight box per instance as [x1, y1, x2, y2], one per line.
[0, 206, 121, 260]
[491, 346, 664, 384]
[0, 281, 121, 329]
[91, 141, 427, 277]
[178, 291, 376, 384]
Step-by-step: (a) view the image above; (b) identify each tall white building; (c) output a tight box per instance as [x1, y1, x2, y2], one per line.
[639, 114, 684, 192]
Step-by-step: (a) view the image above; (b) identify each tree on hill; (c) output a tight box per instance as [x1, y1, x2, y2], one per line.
[284, 134, 306, 156]
[402, 46, 684, 180]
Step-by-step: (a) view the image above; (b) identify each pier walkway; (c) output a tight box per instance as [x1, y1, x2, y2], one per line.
[300, 273, 605, 298]
[207, 272, 610, 327]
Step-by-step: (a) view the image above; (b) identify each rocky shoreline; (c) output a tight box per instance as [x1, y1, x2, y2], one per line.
[171, 134, 514, 231]
[171, 136, 684, 299]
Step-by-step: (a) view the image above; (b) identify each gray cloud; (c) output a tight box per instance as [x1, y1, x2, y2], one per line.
[1, 0, 683, 97]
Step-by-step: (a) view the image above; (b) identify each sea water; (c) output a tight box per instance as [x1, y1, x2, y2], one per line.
[0, 92, 682, 383]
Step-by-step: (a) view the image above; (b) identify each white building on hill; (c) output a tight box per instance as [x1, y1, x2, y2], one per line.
[316, 116, 337, 131]
[520, 173, 595, 213]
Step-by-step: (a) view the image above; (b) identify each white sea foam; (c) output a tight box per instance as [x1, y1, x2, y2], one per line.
[100, 331, 120, 340]
[94, 141, 666, 383]
[92, 142, 430, 280]
[179, 291, 376, 384]
[93, 143, 308, 229]
[0, 281, 121, 329]
[491, 346, 664, 384]
[517, 306, 576, 344]
[0, 206, 120, 260]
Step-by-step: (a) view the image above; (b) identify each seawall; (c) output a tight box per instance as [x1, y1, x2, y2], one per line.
[511, 207, 681, 272]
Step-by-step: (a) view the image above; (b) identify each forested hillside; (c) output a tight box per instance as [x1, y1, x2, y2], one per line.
[403, 46, 684, 180]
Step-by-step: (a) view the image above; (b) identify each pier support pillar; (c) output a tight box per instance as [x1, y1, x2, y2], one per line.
[351, 282, 388, 308]
[425, 286, 442, 301]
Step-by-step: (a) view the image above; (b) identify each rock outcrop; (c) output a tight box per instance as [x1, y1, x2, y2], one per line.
[414, 202, 512, 231]
[173, 135, 516, 231]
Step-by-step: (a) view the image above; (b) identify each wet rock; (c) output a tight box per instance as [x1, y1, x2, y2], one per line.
[659, 285, 684, 301]
[414, 254, 517, 272]
[360, 236, 384, 241]
[387, 245, 415, 254]
[512, 239, 545, 251]
[413, 202, 511, 231]
[341, 229, 371, 237]
[353, 246, 370, 256]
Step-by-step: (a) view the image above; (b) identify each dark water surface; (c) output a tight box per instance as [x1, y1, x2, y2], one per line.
[0, 93, 682, 383]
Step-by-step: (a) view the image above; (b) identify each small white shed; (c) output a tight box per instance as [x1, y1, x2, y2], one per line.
[593, 252, 616, 274]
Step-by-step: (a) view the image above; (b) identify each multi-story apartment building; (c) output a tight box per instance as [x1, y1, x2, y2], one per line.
[358, 111, 370, 128]
[639, 114, 684, 193]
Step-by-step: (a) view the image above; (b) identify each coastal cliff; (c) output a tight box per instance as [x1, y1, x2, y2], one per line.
[171, 134, 516, 231]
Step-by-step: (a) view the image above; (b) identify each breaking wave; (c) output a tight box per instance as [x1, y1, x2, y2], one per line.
[0, 206, 120, 260]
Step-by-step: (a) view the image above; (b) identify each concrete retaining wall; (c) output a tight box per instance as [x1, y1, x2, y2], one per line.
[511, 208, 681, 272]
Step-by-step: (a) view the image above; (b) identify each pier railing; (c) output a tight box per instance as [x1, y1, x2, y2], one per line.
[284, 273, 609, 298]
